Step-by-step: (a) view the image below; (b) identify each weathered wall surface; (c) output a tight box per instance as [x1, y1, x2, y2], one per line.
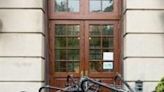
[0, 0, 45, 92]
[123, 0, 164, 92]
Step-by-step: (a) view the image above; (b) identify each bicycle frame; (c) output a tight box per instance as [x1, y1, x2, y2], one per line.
[39, 73, 135, 92]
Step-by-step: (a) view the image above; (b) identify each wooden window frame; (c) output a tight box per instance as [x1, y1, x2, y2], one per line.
[49, 20, 84, 78]
[48, 0, 121, 20]
[84, 21, 120, 78]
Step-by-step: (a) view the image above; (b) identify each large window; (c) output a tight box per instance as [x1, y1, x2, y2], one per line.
[89, 24, 114, 72]
[49, 0, 120, 19]
[55, 24, 80, 72]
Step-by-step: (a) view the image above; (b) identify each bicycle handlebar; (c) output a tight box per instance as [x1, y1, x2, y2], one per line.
[80, 77, 125, 92]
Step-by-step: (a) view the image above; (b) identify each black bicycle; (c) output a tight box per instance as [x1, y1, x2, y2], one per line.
[39, 73, 134, 92]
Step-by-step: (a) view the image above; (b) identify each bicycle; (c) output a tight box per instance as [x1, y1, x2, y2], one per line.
[39, 73, 135, 92]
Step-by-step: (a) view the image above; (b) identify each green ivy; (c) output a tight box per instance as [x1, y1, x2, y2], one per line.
[155, 77, 164, 92]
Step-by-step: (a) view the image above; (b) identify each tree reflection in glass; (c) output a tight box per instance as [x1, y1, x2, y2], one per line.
[55, 0, 80, 12]
[90, 0, 113, 12]
[55, 24, 80, 72]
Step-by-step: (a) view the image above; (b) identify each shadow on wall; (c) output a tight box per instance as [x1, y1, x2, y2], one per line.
[160, 13, 164, 32]
[160, 3, 164, 57]
[0, 19, 2, 32]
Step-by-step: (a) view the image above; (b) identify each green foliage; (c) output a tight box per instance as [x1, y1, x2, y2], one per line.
[155, 77, 164, 92]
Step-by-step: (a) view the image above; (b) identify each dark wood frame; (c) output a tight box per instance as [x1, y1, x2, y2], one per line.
[48, 0, 121, 20]
[49, 20, 120, 78]
[84, 21, 119, 78]
[49, 20, 84, 78]
[48, 0, 122, 88]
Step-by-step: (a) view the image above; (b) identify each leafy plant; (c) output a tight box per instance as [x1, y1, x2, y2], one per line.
[155, 77, 164, 92]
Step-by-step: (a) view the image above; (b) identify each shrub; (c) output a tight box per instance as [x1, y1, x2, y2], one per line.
[155, 77, 164, 92]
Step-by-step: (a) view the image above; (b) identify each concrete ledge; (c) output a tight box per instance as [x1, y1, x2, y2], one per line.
[0, 82, 44, 92]
[0, 10, 44, 33]
[124, 58, 164, 81]
[124, 34, 164, 57]
[0, 0, 44, 9]
[125, 0, 164, 9]
[0, 58, 44, 81]
[0, 33, 44, 57]
[124, 11, 164, 33]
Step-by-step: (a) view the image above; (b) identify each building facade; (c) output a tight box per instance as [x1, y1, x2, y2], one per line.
[0, 0, 164, 92]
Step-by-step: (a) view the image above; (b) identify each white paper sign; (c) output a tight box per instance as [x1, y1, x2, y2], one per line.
[103, 62, 113, 69]
[103, 52, 113, 61]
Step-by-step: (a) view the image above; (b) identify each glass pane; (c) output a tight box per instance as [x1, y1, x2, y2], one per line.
[67, 62, 74, 72]
[74, 63, 80, 73]
[56, 50, 66, 60]
[55, 61, 67, 72]
[68, 37, 79, 48]
[55, 37, 66, 47]
[102, 0, 113, 12]
[67, 50, 80, 60]
[90, 61, 103, 72]
[55, 0, 79, 12]
[90, 0, 113, 12]
[90, 50, 101, 60]
[103, 37, 113, 48]
[90, 37, 101, 48]
[55, 0, 68, 12]
[55, 24, 66, 35]
[68, 0, 80, 12]
[90, 25, 101, 35]
[55, 61, 61, 71]
[67, 25, 80, 35]
[67, 62, 80, 72]
[90, 0, 101, 12]
[102, 25, 113, 35]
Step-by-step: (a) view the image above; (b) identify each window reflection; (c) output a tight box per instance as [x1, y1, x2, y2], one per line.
[89, 24, 114, 72]
[102, 25, 113, 35]
[55, 24, 80, 72]
[67, 25, 80, 35]
[90, 37, 101, 48]
[68, 0, 79, 12]
[90, 61, 103, 72]
[56, 37, 66, 47]
[55, 24, 66, 35]
[102, 0, 113, 12]
[90, 50, 102, 60]
[103, 37, 113, 47]
[90, 0, 101, 12]
[56, 50, 66, 60]
[90, 0, 113, 12]
[68, 38, 79, 48]
[55, 0, 80, 12]
[67, 50, 80, 60]
[90, 25, 101, 35]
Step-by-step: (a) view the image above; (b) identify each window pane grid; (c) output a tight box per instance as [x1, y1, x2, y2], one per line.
[55, 24, 80, 72]
[89, 24, 114, 72]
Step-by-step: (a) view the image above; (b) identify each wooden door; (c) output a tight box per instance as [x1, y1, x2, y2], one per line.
[84, 21, 120, 91]
[49, 20, 120, 90]
[48, 0, 122, 91]
[49, 20, 84, 88]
